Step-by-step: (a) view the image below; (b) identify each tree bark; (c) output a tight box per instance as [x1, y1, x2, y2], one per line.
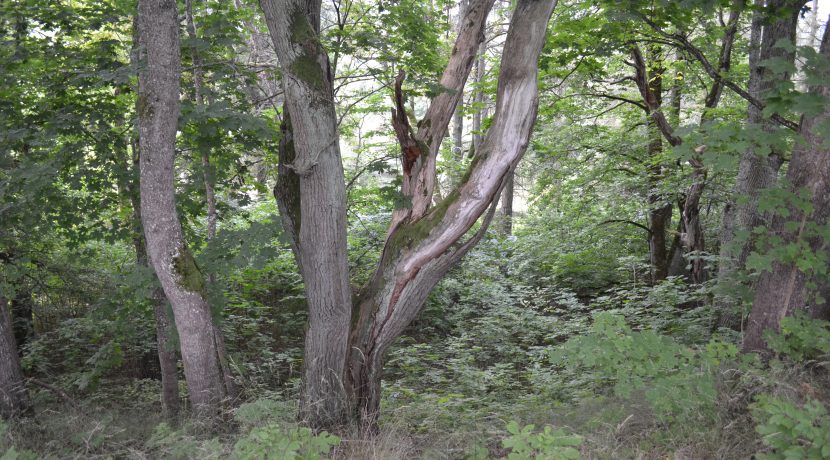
[631, 44, 673, 281]
[260, 0, 353, 428]
[349, 0, 555, 427]
[471, 41, 486, 158]
[138, 0, 226, 423]
[129, 16, 180, 420]
[718, 0, 804, 294]
[0, 296, 29, 419]
[743, 20, 830, 353]
[9, 287, 33, 351]
[500, 171, 514, 235]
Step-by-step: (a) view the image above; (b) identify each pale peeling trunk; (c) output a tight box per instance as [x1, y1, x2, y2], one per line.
[185, 0, 239, 403]
[718, 0, 803, 296]
[260, 0, 353, 427]
[138, 0, 226, 423]
[349, 0, 556, 426]
[743, 21, 830, 353]
[388, 0, 496, 229]
[0, 296, 29, 419]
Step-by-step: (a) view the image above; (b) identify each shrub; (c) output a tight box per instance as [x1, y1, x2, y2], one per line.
[752, 395, 830, 459]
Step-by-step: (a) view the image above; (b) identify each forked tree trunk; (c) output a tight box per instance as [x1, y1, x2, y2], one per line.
[261, 0, 556, 429]
[743, 20, 830, 353]
[137, 0, 226, 423]
[718, 0, 804, 293]
[349, 0, 556, 425]
[0, 296, 29, 419]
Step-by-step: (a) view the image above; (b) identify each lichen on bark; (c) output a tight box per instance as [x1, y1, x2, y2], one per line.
[172, 246, 206, 296]
[288, 10, 325, 91]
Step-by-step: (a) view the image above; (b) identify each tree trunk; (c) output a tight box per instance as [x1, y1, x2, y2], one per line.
[130, 17, 180, 420]
[743, 20, 830, 353]
[9, 287, 33, 351]
[471, 41, 487, 158]
[0, 296, 29, 419]
[138, 0, 226, 423]
[500, 171, 514, 235]
[348, 0, 555, 426]
[260, 1, 353, 428]
[718, 0, 803, 293]
[261, 0, 555, 430]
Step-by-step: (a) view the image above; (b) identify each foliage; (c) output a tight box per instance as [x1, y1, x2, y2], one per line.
[752, 396, 830, 460]
[232, 424, 340, 460]
[501, 421, 582, 460]
[766, 313, 830, 362]
[548, 313, 738, 421]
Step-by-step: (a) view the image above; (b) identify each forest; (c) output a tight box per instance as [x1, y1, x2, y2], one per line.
[1, 0, 830, 457]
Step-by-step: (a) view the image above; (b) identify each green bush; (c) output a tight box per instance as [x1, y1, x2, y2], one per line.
[232, 424, 339, 460]
[548, 313, 738, 421]
[501, 421, 582, 459]
[766, 313, 830, 362]
[752, 395, 830, 459]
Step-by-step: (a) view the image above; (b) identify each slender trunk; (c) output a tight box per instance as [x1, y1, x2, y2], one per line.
[631, 44, 675, 282]
[500, 172, 514, 235]
[452, 108, 464, 160]
[131, 15, 180, 421]
[132, 199, 180, 419]
[680, 5, 741, 284]
[0, 296, 29, 419]
[138, 0, 226, 423]
[185, 0, 239, 403]
[743, 20, 830, 353]
[471, 41, 486, 158]
[718, 0, 803, 289]
[9, 288, 33, 351]
[349, 0, 555, 426]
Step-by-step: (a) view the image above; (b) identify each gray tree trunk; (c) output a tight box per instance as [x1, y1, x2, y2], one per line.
[718, 0, 804, 300]
[259, 1, 353, 428]
[138, 0, 226, 423]
[0, 296, 29, 419]
[743, 20, 830, 353]
[500, 172, 514, 235]
[130, 18, 180, 421]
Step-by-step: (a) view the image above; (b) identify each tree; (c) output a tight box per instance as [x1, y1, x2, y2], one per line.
[137, 0, 228, 422]
[261, 0, 557, 428]
[717, 0, 805, 300]
[0, 296, 29, 419]
[743, 19, 830, 352]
